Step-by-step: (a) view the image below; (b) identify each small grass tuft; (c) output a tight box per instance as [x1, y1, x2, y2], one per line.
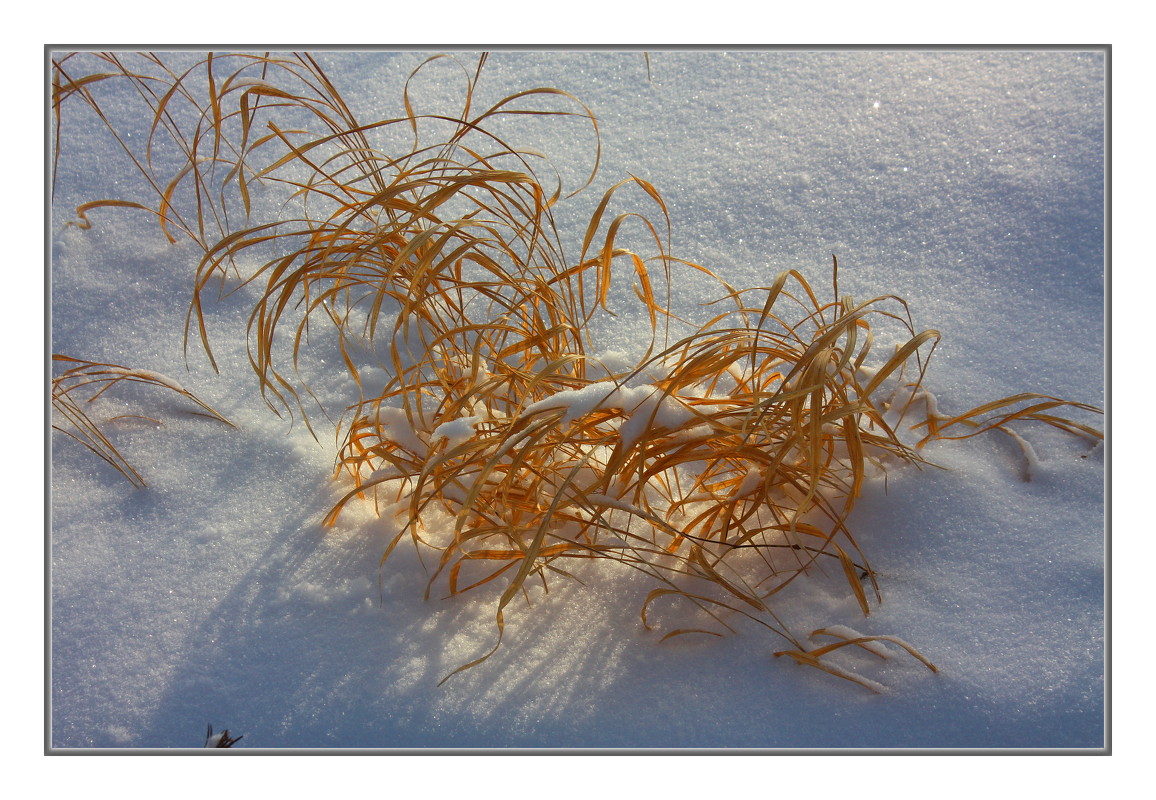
[51, 354, 234, 487]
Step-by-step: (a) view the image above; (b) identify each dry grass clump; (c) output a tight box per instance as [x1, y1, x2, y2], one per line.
[51, 354, 234, 487]
[52, 51, 1103, 690]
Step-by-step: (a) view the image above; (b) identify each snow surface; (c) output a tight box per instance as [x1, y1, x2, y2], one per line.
[49, 49, 1105, 750]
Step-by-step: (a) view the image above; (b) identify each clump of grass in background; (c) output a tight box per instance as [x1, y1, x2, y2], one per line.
[51, 51, 1103, 690]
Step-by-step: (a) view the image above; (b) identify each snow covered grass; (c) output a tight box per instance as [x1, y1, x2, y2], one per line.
[49, 49, 1106, 749]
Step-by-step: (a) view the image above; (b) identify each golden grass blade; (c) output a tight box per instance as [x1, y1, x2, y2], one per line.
[835, 544, 871, 617]
[437, 635, 504, 687]
[859, 327, 941, 400]
[659, 629, 723, 642]
[774, 628, 936, 692]
[772, 648, 885, 692]
[809, 628, 939, 673]
[68, 200, 161, 234]
[916, 392, 1104, 446]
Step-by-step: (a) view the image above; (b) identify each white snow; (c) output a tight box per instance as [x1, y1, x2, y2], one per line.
[48, 48, 1106, 751]
[521, 380, 697, 448]
[430, 414, 485, 450]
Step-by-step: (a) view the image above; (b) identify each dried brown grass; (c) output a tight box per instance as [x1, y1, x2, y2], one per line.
[52, 51, 1102, 690]
[51, 354, 233, 487]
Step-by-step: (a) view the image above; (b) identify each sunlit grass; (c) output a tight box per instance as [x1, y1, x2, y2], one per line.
[51, 50, 1102, 690]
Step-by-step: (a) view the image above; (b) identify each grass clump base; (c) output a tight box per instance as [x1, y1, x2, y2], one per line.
[51, 51, 1103, 692]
